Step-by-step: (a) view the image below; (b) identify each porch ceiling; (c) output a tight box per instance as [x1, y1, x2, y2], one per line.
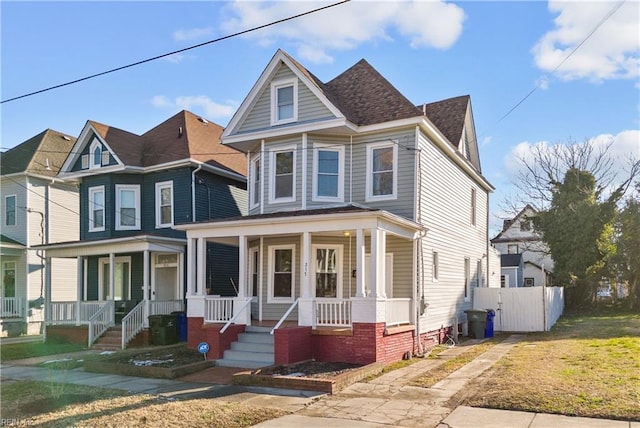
[37, 235, 186, 258]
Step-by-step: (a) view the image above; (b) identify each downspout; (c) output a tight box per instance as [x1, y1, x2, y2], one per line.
[191, 164, 203, 222]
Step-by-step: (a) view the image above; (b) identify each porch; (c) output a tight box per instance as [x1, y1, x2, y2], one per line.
[1, 297, 26, 318]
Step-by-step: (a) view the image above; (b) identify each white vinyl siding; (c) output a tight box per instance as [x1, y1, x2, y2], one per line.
[88, 186, 105, 232]
[155, 181, 174, 228]
[115, 184, 140, 230]
[48, 184, 79, 242]
[312, 144, 344, 202]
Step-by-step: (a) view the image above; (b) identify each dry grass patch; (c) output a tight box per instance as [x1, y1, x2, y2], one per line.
[2, 380, 288, 428]
[465, 312, 640, 421]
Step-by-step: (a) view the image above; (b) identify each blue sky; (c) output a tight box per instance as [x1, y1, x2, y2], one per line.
[2, 1, 639, 235]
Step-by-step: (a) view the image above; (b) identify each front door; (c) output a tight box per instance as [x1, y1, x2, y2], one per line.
[313, 245, 343, 298]
[153, 253, 178, 300]
[99, 257, 131, 300]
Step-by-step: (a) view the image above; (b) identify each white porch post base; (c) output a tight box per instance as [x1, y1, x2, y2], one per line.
[298, 298, 314, 326]
[187, 295, 205, 318]
[351, 297, 387, 323]
[232, 297, 252, 326]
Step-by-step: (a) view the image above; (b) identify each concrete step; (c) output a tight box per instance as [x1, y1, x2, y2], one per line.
[245, 326, 272, 334]
[230, 341, 273, 353]
[222, 349, 274, 363]
[215, 358, 273, 369]
[237, 332, 274, 345]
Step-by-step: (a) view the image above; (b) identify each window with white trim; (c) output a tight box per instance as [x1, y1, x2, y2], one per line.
[366, 141, 397, 201]
[115, 184, 140, 230]
[313, 145, 344, 202]
[268, 245, 295, 302]
[99, 256, 131, 300]
[155, 181, 173, 228]
[269, 147, 296, 203]
[250, 155, 261, 209]
[270, 78, 297, 125]
[4, 195, 16, 226]
[2, 261, 16, 298]
[89, 139, 102, 169]
[88, 186, 105, 232]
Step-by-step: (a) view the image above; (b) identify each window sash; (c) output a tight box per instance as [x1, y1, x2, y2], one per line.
[277, 86, 294, 121]
[116, 185, 140, 230]
[88, 187, 104, 231]
[5, 195, 16, 226]
[315, 149, 340, 199]
[366, 142, 397, 200]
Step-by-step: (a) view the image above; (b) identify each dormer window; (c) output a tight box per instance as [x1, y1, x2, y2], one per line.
[271, 78, 297, 125]
[89, 138, 104, 169]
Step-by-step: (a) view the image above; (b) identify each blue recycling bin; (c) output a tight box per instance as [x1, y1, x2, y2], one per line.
[485, 309, 496, 338]
[172, 311, 188, 342]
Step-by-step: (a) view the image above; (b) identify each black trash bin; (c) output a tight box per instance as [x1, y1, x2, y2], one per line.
[172, 311, 187, 342]
[465, 309, 488, 339]
[149, 314, 177, 345]
[485, 309, 496, 338]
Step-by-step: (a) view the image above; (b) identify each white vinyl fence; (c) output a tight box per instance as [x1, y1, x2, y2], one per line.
[473, 286, 564, 332]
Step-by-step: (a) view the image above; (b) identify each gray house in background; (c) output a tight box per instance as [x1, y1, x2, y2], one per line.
[500, 253, 524, 288]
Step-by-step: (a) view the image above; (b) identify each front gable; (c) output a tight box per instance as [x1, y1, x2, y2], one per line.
[222, 50, 347, 149]
[60, 121, 126, 177]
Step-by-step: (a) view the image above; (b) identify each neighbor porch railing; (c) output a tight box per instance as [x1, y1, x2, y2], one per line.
[148, 299, 184, 317]
[48, 301, 107, 325]
[88, 300, 114, 347]
[121, 301, 145, 349]
[385, 298, 412, 327]
[314, 298, 352, 328]
[204, 296, 235, 323]
[1, 297, 25, 318]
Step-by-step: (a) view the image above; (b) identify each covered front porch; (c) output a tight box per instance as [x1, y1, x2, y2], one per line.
[40, 235, 187, 348]
[178, 206, 426, 364]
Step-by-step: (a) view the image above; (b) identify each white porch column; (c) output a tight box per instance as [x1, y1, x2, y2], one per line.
[76, 256, 83, 325]
[370, 228, 387, 298]
[299, 231, 313, 326]
[186, 238, 194, 296]
[197, 238, 206, 296]
[238, 235, 247, 297]
[44, 257, 52, 324]
[109, 253, 115, 300]
[355, 229, 365, 297]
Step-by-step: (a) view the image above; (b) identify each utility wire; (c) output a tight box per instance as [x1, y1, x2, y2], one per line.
[1, 0, 351, 104]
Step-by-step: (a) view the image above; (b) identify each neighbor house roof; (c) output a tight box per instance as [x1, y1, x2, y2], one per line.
[1, 129, 77, 177]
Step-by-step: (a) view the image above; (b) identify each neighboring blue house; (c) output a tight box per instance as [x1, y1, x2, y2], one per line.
[40, 110, 247, 348]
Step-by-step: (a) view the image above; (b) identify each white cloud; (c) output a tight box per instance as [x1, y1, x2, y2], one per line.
[163, 53, 186, 64]
[219, 0, 465, 64]
[173, 27, 214, 42]
[532, 1, 639, 82]
[151, 95, 237, 119]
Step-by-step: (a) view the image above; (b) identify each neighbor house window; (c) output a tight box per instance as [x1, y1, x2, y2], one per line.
[88, 186, 105, 232]
[432, 251, 439, 281]
[155, 181, 173, 228]
[313, 145, 344, 201]
[271, 78, 297, 125]
[2, 261, 16, 298]
[270, 147, 296, 203]
[4, 195, 16, 226]
[250, 155, 261, 209]
[268, 245, 295, 302]
[464, 257, 471, 301]
[524, 277, 535, 287]
[507, 244, 518, 254]
[500, 275, 506, 288]
[115, 184, 140, 230]
[366, 141, 397, 201]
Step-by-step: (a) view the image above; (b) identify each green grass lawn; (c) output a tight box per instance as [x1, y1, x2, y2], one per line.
[0, 341, 87, 361]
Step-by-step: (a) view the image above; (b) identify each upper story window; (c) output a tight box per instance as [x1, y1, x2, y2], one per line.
[366, 141, 397, 201]
[269, 146, 296, 203]
[471, 188, 477, 226]
[464, 257, 471, 302]
[115, 184, 140, 230]
[313, 145, 344, 202]
[155, 181, 173, 228]
[88, 186, 105, 232]
[4, 195, 16, 226]
[507, 244, 519, 254]
[250, 155, 261, 209]
[271, 78, 297, 125]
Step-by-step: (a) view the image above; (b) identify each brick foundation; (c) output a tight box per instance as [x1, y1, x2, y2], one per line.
[46, 325, 88, 345]
[187, 317, 245, 359]
[274, 326, 313, 365]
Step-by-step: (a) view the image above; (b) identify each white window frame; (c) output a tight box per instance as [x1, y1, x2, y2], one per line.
[270, 78, 298, 125]
[464, 257, 471, 302]
[88, 186, 105, 232]
[365, 141, 398, 202]
[312, 244, 343, 298]
[432, 251, 439, 281]
[507, 244, 518, 254]
[98, 256, 131, 301]
[312, 144, 344, 202]
[4, 195, 16, 227]
[249, 155, 261, 210]
[267, 244, 296, 303]
[269, 145, 296, 204]
[155, 181, 174, 228]
[115, 184, 140, 231]
[89, 138, 102, 169]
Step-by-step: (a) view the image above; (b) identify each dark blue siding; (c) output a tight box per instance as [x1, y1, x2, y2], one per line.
[207, 242, 239, 296]
[192, 171, 246, 222]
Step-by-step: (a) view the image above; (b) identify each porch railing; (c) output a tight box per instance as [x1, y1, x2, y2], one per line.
[385, 298, 412, 327]
[48, 301, 107, 325]
[121, 301, 146, 349]
[148, 300, 184, 316]
[204, 297, 235, 323]
[88, 300, 114, 347]
[270, 298, 299, 335]
[220, 298, 252, 334]
[314, 298, 351, 328]
[1, 297, 25, 318]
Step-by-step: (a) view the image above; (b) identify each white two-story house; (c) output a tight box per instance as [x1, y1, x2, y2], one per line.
[0, 130, 79, 337]
[178, 49, 494, 367]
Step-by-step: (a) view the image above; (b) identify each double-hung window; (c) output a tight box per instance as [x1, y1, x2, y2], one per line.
[313, 145, 344, 202]
[88, 186, 105, 232]
[250, 155, 261, 209]
[366, 141, 397, 201]
[268, 245, 295, 302]
[155, 181, 173, 228]
[115, 184, 140, 230]
[270, 147, 296, 203]
[4, 195, 16, 226]
[271, 78, 297, 125]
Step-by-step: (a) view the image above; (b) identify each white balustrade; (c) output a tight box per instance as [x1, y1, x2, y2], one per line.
[204, 297, 235, 323]
[1, 297, 24, 318]
[315, 298, 352, 328]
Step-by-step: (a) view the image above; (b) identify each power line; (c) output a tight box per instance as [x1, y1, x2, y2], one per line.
[0, 0, 351, 104]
